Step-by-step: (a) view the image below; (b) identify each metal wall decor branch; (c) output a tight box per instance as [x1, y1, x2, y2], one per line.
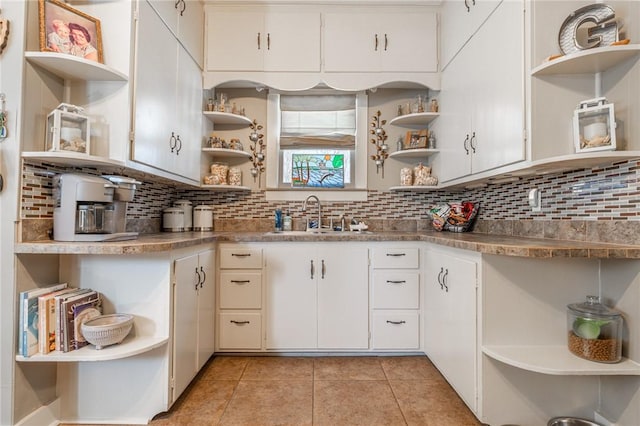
[248, 119, 265, 184]
[370, 110, 389, 178]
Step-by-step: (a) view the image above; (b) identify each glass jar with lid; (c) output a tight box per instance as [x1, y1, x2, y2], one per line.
[567, 295, 623, 363]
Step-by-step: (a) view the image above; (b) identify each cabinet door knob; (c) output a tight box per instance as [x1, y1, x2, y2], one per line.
[386, 280, 406, 284]
[231, 253, 251, 257]
[194, 267, 201, 290]
[437, 267, 444, 289]
[230, 280, 251, 284]
[463, 134, 470, 154]
[257, 32, 261, 50]
[470, 132, 476, 153]
[384, 34, 388, 51]
[230, 320, 250, 325]
[374, 33, 379, 51]
[175, 0, 186, 16]
[267, 33, 271, 50]
[442, 269, 449, 292]
[175, 135, 182, 155]
[310, 259, 315, 279]
[199, 266, 206, 288]
[464, 0, 470, 12]
[386, 253, 406, 257]
[321, 259, 326, 279]
[169, 132, 177, 152]
[386, 320, 406, 325]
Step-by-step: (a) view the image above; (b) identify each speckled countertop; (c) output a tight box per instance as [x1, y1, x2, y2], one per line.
[14, 231, 640, 259]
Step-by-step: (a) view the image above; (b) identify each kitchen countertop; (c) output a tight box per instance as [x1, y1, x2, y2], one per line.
[14, 231, 640, 259]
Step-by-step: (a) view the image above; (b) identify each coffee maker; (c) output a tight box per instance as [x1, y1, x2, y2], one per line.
[53, 173, 139, 242]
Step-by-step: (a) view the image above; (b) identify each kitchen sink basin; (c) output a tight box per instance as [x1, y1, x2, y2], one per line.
[265, 230, 371, 236]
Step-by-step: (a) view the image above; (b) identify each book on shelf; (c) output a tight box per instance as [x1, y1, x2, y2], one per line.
[37, 288, 77, 354]
[54, 288, 92, 352]
[18, 282, 68, 357]
[63, 291, 102, 352]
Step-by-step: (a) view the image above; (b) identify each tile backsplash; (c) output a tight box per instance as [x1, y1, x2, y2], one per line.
[21, 158, 639, 243]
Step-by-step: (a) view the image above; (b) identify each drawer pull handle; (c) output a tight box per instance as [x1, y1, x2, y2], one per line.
[230, 280, 251, 284]
[230, 320, 250, 325]
[386, 320, 406, 325]
[386, 253, 406, 257]
[386, 280, 406, 284]
[231, 253, 251, 257]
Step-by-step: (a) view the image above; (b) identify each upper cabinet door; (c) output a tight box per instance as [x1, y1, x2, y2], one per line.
[263, 12, 321, 72]
[179, 0, 204, 68]
[323, 11, 438, 73]
[206, 11, 264, 71]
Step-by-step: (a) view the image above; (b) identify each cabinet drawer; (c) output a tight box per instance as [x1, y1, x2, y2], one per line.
[219, 272, 262, 309]
[372, 311, 419, 350]
[372, 271, 419, 309]
[371, 248, 419, 269]
[219, 248, 263, 269]
[218, 312, 262, 349]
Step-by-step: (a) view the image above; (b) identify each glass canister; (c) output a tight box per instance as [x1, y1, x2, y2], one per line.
[228, 167, 242, 186]
[400, 167, 413, 186]
[413, 163, 432, 186]
[209, 162, 229, 185]
[567, 295, 623, 363]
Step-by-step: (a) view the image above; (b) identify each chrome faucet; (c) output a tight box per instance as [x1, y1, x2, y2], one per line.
[302, 194, 321, 230]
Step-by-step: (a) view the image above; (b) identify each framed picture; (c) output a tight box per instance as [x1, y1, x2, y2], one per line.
[403, 129, 429, 150]
[38, 0, 103, 63]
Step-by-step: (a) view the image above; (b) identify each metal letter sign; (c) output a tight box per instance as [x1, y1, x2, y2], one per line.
[558, 4, 619, 55]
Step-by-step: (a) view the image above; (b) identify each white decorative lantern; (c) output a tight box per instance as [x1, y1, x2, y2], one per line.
[573, 97, 616, 153]
[46, 103, 90, 154]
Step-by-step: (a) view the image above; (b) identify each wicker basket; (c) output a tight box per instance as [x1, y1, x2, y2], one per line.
[81, 314, 134, 350]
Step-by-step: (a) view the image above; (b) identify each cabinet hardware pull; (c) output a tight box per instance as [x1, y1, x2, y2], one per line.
[169, 132, 177, 152]
[384, 34, 388, 51]
[175, 0, 186, 16]
[199, 266, 206, 288]
[231, 253, 251, 257]
[387, 280, 406, 284]
[463, 134, 470, 154]
[442, 268, 449, 292]
[175, 135, 182, 155]
[374, 33, 378, 51]
[321, 259, 326, 279]
[195, 267, 201, 290]
[267, 33, 271, 50]
[437, 267, 444, 289]
[386, 253, 406, 257]
[386, 320, 406, 325]
[470, 132, 476, 153]
[230, 280, 251, 284]
[464, 0, 470, 12]
[230, 320, 250, 325]
[257, 32, 261, 50]
[310, 259, 315, 279]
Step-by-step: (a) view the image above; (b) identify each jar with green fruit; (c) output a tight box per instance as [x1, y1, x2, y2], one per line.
[567, 295, 623, 363]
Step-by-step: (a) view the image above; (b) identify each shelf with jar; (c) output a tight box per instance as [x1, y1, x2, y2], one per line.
[25, 51, 128, 82]
[203, 91, 253, 126]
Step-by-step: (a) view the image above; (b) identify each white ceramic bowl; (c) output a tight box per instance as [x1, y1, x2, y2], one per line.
[81, 314, 134, 350]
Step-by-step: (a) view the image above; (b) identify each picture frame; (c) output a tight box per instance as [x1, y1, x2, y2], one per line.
[38, 0, 103, 63]
[403, 129, 429, 150]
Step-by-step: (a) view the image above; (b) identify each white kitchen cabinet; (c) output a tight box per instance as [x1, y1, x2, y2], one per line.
[265, 243, 369, 350]
[206, 9, 320, 72]
[432, 0, 525, 183]
[217, 245, 263, 351]
[323, 12, 437, 73]
[131, 0, 202, 182]
[424, 245, 479, 414]
[440, 0, 502, 70]
[148, 0, 203, 67]
[172, 247, 215, 403]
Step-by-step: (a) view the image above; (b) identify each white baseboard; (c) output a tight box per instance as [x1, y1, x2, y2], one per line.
[15, 398, 60, 426]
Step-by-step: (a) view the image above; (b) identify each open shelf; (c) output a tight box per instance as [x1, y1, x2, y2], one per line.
[389, 185, 439, 192]
[203, 111, 253, 126]
[389, 112, 439, 127]
[16, 335, 168, 362]
[531, 44, 640, 76]
[389, 148, 439, 159]
[483, 345, 640, 376]
[25, 51, 128, 81]
[201, 184, 251, 191]
[201, 148, 252, 159]
[22, 151, 126, 168]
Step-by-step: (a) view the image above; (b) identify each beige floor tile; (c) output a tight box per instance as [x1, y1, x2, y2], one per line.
[241, 356, 314, 380]
[390, 380, 481, 426]
[219, 380, 313, 426]
[199, 356, 250, 381]
[314, 356, 386, 381]
[314, 380, 407, 426]
[380, 356, 446, 382]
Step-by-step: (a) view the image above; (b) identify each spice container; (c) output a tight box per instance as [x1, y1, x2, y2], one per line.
[567, 295, 623, 363]
[209, 162, 229, 185]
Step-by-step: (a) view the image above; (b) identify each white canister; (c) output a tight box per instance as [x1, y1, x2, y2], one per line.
[162, 207, 185, 232]
[173, 200, 193, 231]
[193, 205, 214, 231]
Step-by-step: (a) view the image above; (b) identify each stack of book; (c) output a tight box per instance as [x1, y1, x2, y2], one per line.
[18, 284, 103, 357]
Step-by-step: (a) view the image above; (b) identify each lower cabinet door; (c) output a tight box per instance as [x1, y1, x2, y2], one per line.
[218, 312, 262, 349]
[372, 311, 419, 350]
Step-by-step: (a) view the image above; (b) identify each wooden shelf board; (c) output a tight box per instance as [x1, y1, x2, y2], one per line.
[389, 112, 439, 127]
[483, 345, 640, 376]
[531, 44, 640, 76]
[201, 148, 252, 159]
[203, 111, 253, 126]
[22, 151, 126, 168]
[201, 184, 251, 191]
[16, 336, 168, 362]
[389, 148, 438, 159]
[25, 51, 128, 81]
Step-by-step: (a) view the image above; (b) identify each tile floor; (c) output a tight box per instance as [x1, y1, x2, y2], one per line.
[150, 355, 482, 426]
